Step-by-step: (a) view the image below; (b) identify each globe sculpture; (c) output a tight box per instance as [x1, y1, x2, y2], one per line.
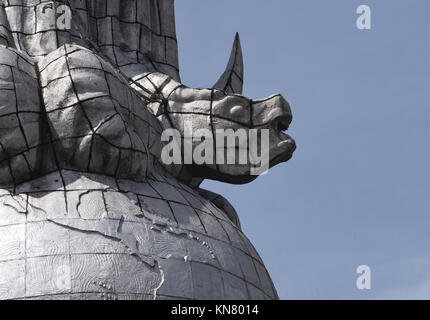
[0, 0, 295, 300]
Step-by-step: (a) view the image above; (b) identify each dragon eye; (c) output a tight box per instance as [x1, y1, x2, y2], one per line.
[230, 105, 244, 116]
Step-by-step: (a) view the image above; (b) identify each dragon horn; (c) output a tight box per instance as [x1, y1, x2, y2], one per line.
[213, 33, 244, 95]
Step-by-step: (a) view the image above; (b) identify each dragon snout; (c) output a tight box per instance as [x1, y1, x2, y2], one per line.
[268, 96, 295, 152]
[253, 94, 296, 163]
[253, 94, 292, 126]
[268, 96, 293, 132]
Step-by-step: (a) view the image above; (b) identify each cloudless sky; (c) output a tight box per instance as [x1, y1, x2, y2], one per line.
[175, 0, 430, 299]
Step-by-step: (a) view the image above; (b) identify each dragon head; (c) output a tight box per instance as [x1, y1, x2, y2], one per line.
[140, 34, 296, 186]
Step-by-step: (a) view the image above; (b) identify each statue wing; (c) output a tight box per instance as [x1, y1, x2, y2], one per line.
[0, 0, 181, 81]
[73, 0, 181, 81]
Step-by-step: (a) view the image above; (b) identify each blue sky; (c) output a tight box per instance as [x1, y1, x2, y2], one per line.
[175, 1, 430, 299]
